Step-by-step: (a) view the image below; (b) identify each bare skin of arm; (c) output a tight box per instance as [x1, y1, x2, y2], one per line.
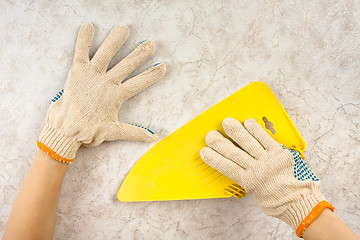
[2, 150, 68, 240]
[303, 208, 360, 240]
[3, 151, 359, 240]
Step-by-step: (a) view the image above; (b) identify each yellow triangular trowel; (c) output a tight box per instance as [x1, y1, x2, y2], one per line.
[118, 82, 306, 202]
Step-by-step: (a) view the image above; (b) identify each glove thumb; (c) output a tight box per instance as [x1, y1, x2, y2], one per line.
[105, 121, 158, 143]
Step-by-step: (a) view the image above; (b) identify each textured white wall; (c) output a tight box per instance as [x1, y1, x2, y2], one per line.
[0, 1, 359, 239]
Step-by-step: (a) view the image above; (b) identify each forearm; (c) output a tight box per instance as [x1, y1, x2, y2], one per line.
[2, 150, 69, 240]
[303, 209, 360, 240]
[3, 23, 165, 240]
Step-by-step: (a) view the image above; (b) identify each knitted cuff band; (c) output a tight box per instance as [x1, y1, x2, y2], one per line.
[37, 141, 74, 163]
[38, 124, 81, 163]
[296, 200, 335, 238]
[281, 191, 325, 230]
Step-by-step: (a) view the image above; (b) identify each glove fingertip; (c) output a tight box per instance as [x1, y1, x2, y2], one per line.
[113, 24, 129, 37]
[138, 40, 156, 55]
[145, 132, 158, 142]
[205, 130, 221, 145]
[153, 62, 166, 76]
[244, 118, 258, 127]
[222, 117, 239, 127]
[136, 125, 158, 142]
[80, 23, 94, 37]
[222, 117, 243, 135]
[199, 147, 212, 161]
[82, 22, 93, 28]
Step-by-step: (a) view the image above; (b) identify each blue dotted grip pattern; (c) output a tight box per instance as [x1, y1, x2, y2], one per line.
[126, 122, 155, 135]
[51, 89, 64, 103]
[284, 147, 319, 181]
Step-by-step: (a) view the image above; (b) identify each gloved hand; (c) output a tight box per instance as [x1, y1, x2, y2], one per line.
[37, 23, 166, 163]
[200, 118, 334, 237]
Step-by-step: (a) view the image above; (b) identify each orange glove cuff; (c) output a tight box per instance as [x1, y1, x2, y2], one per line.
[296, 200, 335, 238]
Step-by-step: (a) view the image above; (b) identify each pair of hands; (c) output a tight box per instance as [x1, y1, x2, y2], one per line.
[38, 23, 329, 237]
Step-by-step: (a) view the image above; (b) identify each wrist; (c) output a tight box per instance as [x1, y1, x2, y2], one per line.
[36, 149, 69, 173]
[280, 191, 326, 231]
[296, 200, 335, 238]
[38, 124, 81, 163]
[302, 208, 359, 240]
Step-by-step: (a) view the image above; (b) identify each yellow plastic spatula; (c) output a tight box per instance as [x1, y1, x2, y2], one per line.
[118, 82, 306, 202]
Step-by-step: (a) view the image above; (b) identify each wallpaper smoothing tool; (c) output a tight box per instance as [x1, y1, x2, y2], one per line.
[118, 82, 306, 202]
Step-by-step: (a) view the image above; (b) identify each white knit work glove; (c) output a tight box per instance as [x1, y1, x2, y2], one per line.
[38, 23, 166, 163]
[200, 118, 334, 237]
